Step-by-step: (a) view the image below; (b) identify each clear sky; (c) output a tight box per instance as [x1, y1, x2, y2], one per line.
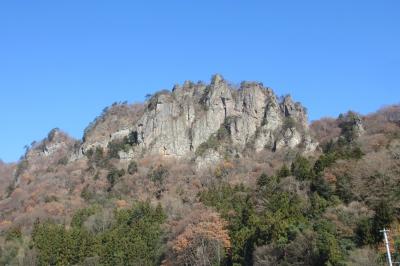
[0, 1, 399, 162]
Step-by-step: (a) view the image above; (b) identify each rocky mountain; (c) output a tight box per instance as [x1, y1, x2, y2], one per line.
[1, 75, 399, 266]
[80, 74, 316, 162]
[0, 75, 313, 208]
[0, 74, 319, 226]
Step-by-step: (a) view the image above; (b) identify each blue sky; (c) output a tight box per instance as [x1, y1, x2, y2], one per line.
[0, 0, 399, 162]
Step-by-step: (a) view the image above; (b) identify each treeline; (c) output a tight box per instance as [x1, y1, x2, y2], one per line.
[31, 202, 165, 266]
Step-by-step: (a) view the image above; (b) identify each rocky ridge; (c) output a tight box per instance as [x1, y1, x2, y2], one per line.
[10, 75, 318, 173]
[0, 74, 320, 220]
[78, 75, 317, 162]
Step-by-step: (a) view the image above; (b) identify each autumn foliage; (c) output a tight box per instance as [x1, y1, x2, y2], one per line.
[1, 102, 400, 265]
[166, 206, 231, 265]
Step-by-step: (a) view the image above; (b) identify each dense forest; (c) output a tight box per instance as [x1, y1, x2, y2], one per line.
[1, 101, 400, 265]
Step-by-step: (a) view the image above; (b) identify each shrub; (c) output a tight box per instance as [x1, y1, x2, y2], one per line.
[127, 131, 140, 146]
[257, 174, 280, 195]
[107, 134, 138, 159]
[313, 153, 337, 175]
[371, 201, 394, 243]
[283, 116, 296, 130]
[253, 230, 318, 266]
[93, 172, 100, 180]
[57, 156, 69, 165]
[354, 201, 394, 246]
[71, 207, 97, 228]
[127, 161, 138, 175]
[107, 140, 125, 159]
[195, 136, 219, 156]
[5, 227, 22, 241]
[195, 122, 230, 156]
[44, 195, 58, 203]
[15, 159, 29, 177]
[347, 247, 380, 265]
[106, 168, 125, 190]
[314, 220, 344, 265]
[257, 173, 269, 188]
[87, 147, 107, 168]
[214, 161, 234, 179]
[0, 242, 19, 265]
[147, 164, 168, 185]
[277, 164, 290, 178]
[355, 218, 374, 246]
[199, 86, 211, 108]
[335, 175, 354, 204]
[81, 185, 94, 202]
[291, 155, 312, 180]
[5, 183, 15, 197]
[311, 175, 333, 200]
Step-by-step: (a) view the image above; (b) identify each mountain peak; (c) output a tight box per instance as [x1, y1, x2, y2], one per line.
[79, 75, 317, 163]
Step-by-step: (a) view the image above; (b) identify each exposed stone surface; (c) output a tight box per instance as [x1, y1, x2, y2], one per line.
[353, 116, 365, 137]
[80, 103, 145, 156]
[118, 149, 135, 161]
[26, 129, 76, 162]
[338, 111, 365, 139]
[79, 75, 317, 160]
[195, 149, 223, 170]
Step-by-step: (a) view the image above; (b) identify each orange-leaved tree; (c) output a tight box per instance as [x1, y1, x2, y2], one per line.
[166, 205, 231, 266]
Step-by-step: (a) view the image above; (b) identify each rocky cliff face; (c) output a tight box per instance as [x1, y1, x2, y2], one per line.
[24, 128, 77, 165]
[80, 75, 317, 160]
[7, 73, 319, 191]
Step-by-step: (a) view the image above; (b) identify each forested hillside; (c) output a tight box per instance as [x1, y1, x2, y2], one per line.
[0, 78, 399, 265]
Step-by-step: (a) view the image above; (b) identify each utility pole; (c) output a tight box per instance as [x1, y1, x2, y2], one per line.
[381, 228, 393, 266]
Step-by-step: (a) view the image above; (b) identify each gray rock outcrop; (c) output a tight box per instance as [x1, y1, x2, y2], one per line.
[81, 75, 317, 160]
[26, 128, 76, 161]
